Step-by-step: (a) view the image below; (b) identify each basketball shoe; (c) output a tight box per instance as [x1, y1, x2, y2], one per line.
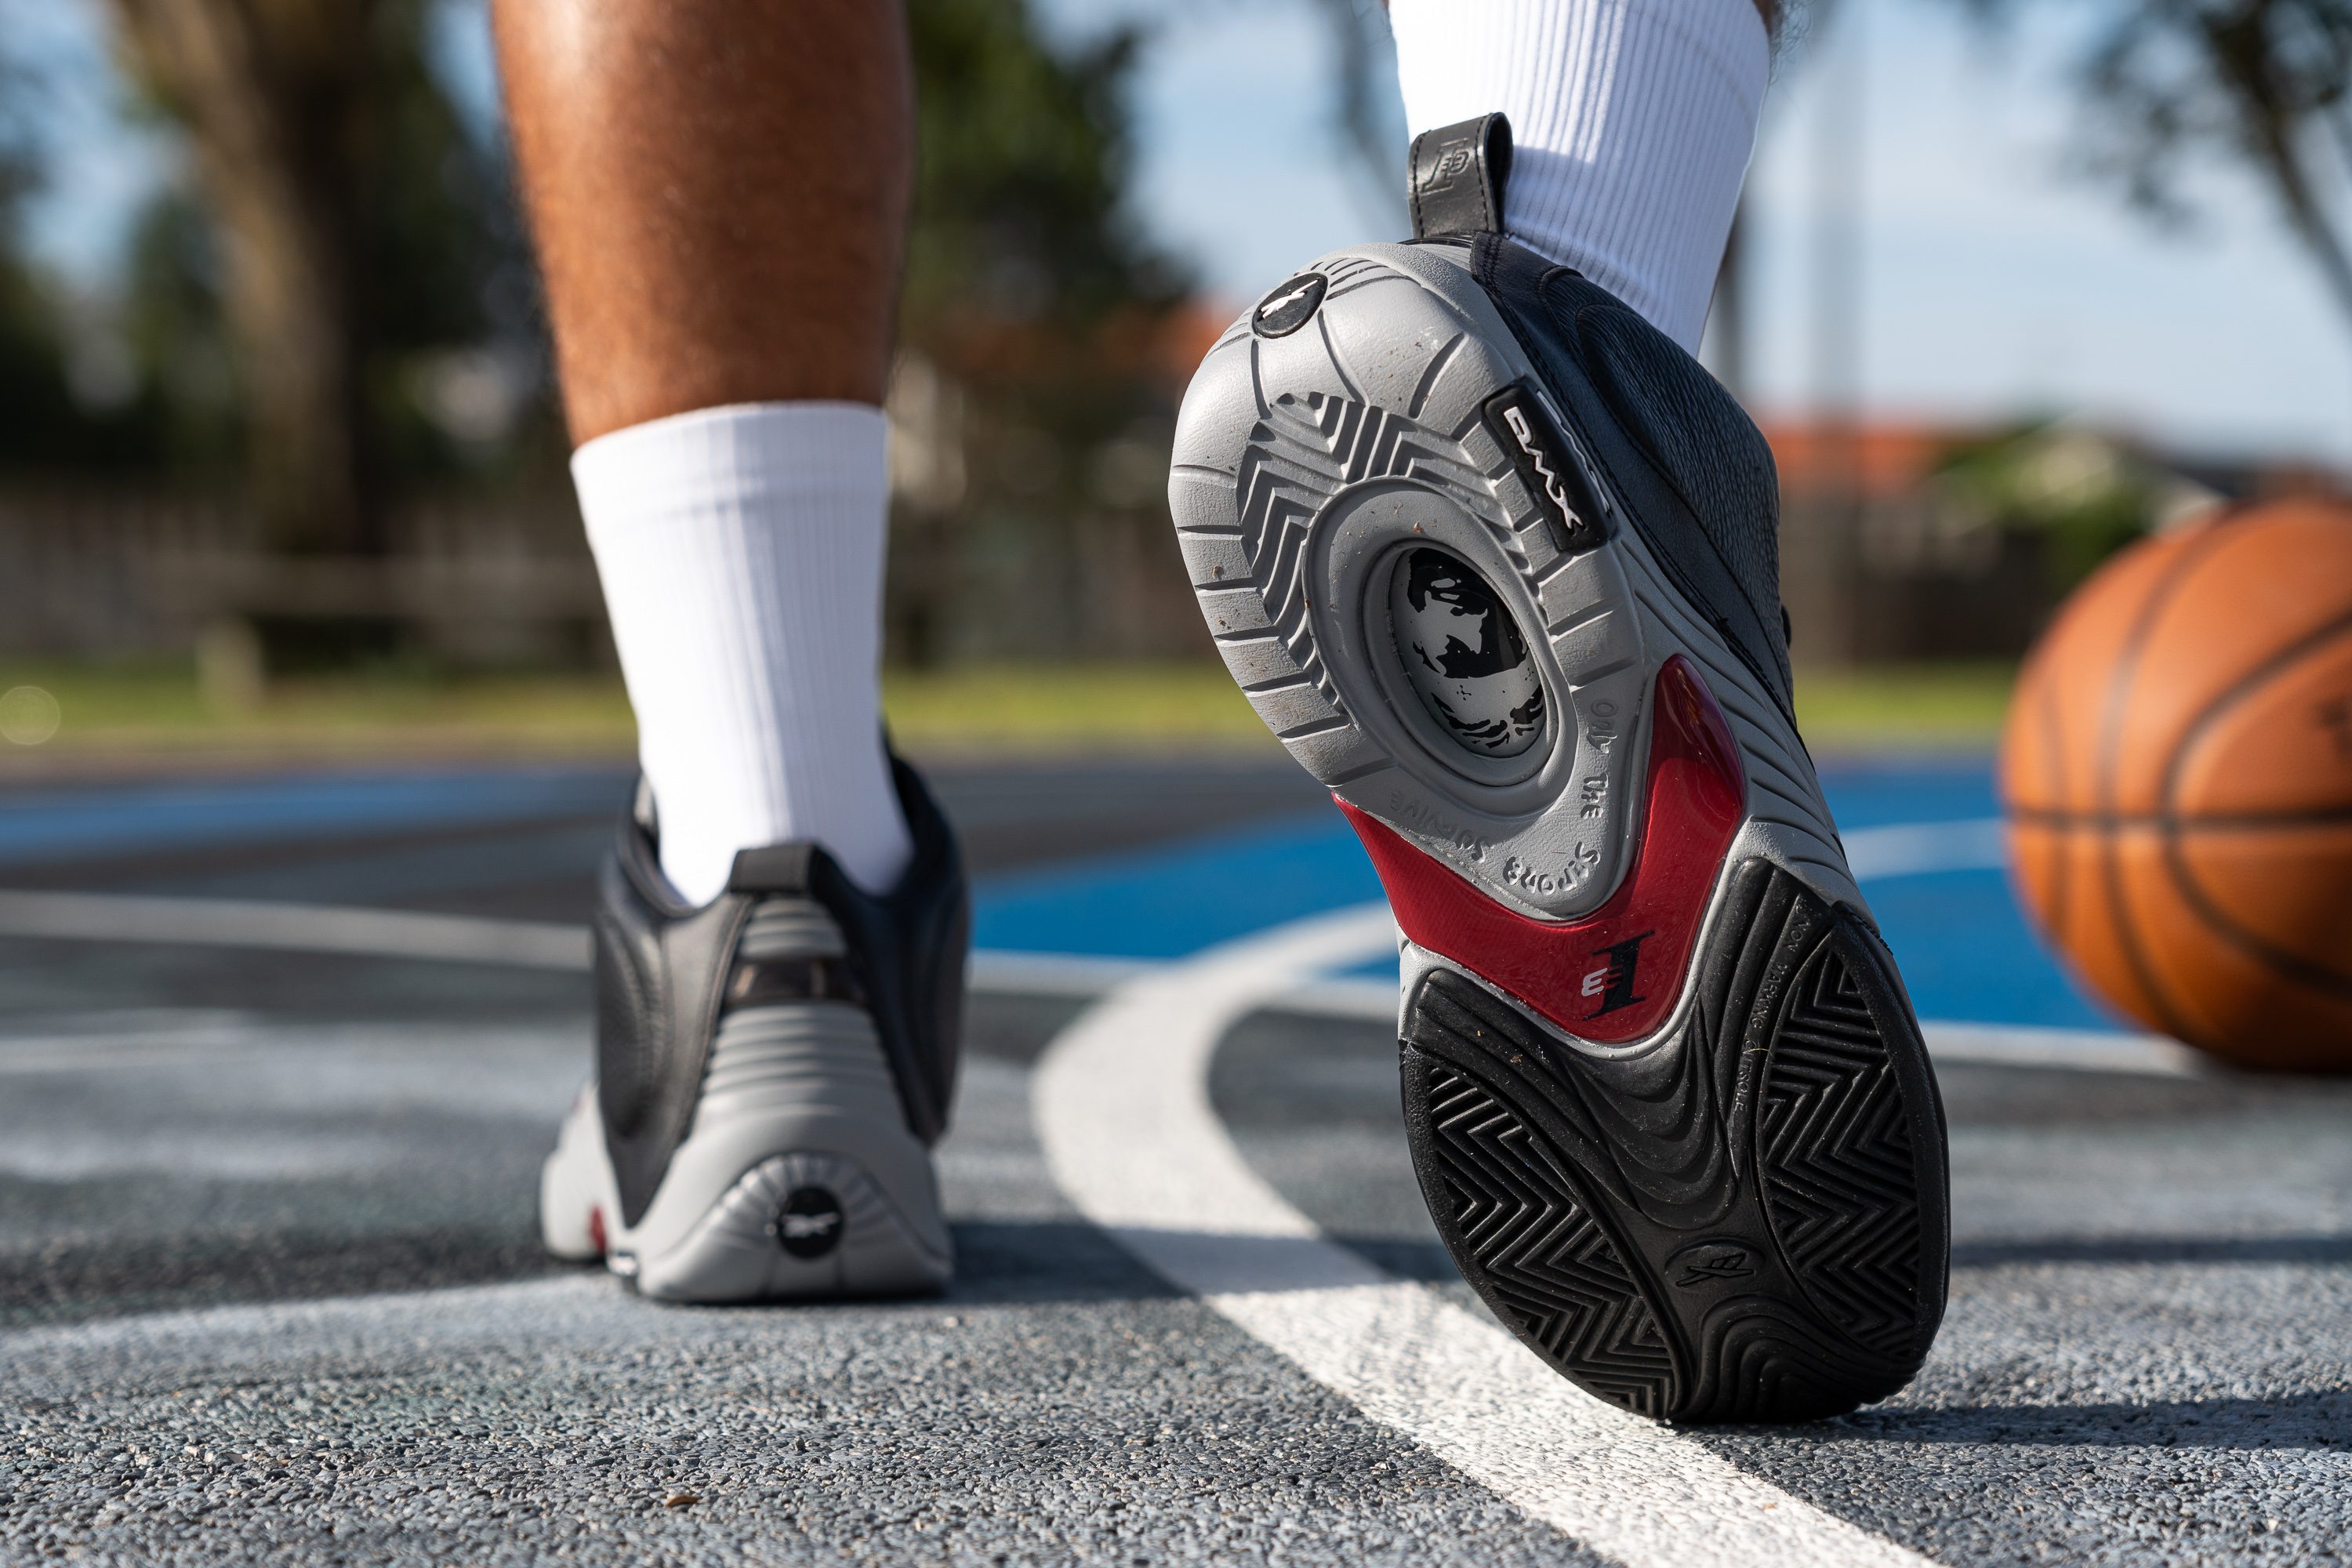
[539, 757, 966, 1301]
[1169, 114, 1949, 1421]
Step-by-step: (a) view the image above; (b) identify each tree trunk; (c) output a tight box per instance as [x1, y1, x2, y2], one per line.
[105, 0, 379, 555]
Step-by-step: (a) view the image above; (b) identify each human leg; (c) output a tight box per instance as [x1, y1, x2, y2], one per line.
[498, 0, 914, 902]
[501, 0, 961, 1299]
[1389, 0, 1773, 350]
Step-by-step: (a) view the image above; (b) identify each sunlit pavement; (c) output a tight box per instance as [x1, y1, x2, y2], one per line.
[2, 758, 2347, 1566]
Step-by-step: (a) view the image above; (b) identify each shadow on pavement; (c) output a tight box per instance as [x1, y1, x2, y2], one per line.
[1837, 1392, 2352, 1450]
[3, 1225, 564, 1329]
[1952, 1232, 2352, 1268]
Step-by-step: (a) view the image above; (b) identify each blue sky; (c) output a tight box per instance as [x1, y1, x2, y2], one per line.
[1036, 0, 2352, 466]
[19, 0, 2352, 467]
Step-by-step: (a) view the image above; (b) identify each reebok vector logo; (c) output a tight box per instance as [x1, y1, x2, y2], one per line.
[770, 1187, 845, 1259]
[1668, 1240, 1759, 1288]
[1252, 273, 1328, 338]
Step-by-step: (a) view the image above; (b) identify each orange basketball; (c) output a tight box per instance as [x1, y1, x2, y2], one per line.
[2000, 496, 2352, 1071]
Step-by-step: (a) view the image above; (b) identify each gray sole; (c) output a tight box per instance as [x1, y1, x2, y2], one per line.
[1168, 241, 1855, 922]
[542, 959, 953, 1304]
[628, 1150, 950, 1303]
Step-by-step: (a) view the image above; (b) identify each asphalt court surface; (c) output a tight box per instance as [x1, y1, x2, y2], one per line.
[3, 757, 2350, 1565]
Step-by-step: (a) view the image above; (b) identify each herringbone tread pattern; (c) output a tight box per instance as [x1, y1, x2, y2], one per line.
[1400, 863, 1948, 1425]
[1232, 389, 1499, 726]
[1758, 946, 1927, 1358]
[1416, 1055, 1679, 1417]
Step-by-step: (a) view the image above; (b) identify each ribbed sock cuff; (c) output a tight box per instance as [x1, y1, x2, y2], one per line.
[1392, 0, 1769, 351]
[574, 401, 911, 902]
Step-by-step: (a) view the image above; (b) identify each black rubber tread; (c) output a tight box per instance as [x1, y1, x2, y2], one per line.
[1414, 1062, 1679, 1417]
[1399, 858, 1950, 1425]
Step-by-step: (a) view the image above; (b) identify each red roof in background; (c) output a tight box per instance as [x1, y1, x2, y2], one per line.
[1758, 419, 1972, 500]
[933, 299, 1235, 401]
[1156, 302, 1232, 392]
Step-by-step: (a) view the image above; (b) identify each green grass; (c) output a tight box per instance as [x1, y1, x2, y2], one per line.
[0, 658, 2016, 765]
[0, 662, 639, 760]
[1793, 662, 2018, 752]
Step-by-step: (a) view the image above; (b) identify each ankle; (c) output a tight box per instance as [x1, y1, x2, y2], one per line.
[574, 401, 914, 905]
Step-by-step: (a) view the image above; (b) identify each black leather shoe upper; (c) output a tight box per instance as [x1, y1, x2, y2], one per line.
[593, 757, 970, 1226]
[1468, 233, 1794, 714]
[1403, 113, 1794, 717]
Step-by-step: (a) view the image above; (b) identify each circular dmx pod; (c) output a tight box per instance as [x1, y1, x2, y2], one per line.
[1387, 546, 1545, 761]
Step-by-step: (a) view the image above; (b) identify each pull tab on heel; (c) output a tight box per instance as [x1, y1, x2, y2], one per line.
[1408, 112, 1513, 240]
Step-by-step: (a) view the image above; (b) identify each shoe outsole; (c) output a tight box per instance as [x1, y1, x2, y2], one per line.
[1169, 241, 1948, 1422]
[1401, 862, 1945, 1423]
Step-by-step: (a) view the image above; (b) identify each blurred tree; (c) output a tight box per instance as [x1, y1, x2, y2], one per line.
[902, 0, 1180, 343]
[0, 44, 76, 466]
[1306, 0, 1408, 231]
[1936, 424, 2172, 590]
[102, 0, 519, 553]
[888, 0, 1192, 665]
[1958, 0, 2352, 343]
[0, 37, 128, 470]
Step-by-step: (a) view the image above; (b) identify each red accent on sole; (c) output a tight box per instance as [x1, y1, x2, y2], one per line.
[587, 1206, 608, 1256]
[1340, 654, 1746, 1044]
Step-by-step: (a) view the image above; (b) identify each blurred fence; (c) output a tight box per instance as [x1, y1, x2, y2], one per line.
[0, 481, 1210, 670]
[0, 474, 2082, 673]
[1780, 492, 2056, 665]
[0, 485, 606, 665]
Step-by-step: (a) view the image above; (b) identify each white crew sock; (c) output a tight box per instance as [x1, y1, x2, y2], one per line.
[573, 402, 913, 905]
[1389, 0, 1768, 352]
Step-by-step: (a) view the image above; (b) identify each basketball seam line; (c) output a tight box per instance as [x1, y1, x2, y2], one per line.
[2092, 524, 2240, 1044]
[2008, 806, 2352, 829]
[2155, 602, 2352, 1005]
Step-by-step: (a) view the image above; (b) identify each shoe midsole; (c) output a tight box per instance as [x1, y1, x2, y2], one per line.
[1170, 241, 1867, 1046]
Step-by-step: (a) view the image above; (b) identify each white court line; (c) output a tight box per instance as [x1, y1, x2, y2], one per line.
[0, 816, 2007, 971]
[1033, 904, 1935, 1568]
[0, 878, 2194, 1080]
[0, 885, 1162, 998]
[1918, 1021, 2200, 1078]
[1842, 818, 2005, 880]
[0, 1018, 580, 1076]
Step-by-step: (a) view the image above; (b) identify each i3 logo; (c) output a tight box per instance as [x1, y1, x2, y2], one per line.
[1581, 930, 1654, 1018]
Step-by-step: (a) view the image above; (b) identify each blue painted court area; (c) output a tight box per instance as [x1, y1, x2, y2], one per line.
[0, 756, 2120, 1032]
[0, 768, 633, 867]
[972, 757, 2123, 1033]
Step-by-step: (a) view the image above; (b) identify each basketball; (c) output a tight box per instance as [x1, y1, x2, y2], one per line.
[2000, 497, 2352, 1070]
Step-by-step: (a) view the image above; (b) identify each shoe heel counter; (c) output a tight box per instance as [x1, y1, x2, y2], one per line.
[796, 755, 969, 1146]
[592, 851, 666, 1146]
[597, 826, 750, 1228]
